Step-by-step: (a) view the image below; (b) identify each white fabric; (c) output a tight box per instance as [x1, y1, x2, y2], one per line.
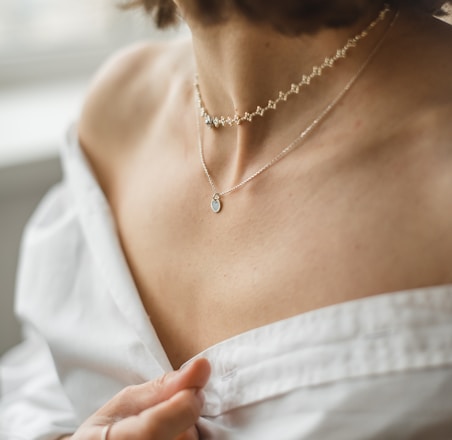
[1, 124, 452, 439]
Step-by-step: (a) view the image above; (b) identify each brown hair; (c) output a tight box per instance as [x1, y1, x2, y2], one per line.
[123, 0, 451, 34]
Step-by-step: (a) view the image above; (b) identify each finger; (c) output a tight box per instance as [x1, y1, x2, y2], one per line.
[105, 423, 199, 440]
[174, 425, 199, 440]
[112, 388, 203, 440]
[96, 358, 210, 418]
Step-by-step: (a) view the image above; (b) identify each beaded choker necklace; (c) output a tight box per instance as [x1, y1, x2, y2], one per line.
[195, 4, 391, 129]
[196, 5, 398, 213]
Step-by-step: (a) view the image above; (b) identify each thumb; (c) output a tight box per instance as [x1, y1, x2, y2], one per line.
[96, 357, 210, 419]
[110, 388, 204, 440]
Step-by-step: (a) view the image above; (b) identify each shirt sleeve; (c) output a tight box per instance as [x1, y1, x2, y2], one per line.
[0, 326, 78, 440]
[0, 183, 79, 440]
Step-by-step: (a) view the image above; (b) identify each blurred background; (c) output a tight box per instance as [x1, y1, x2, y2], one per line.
[0, 0, 184, 356]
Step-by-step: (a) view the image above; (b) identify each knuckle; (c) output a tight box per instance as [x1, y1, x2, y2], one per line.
[153, 373, 168, 389]
[147, 371, 175, 395]
[116, 384, 138, 404]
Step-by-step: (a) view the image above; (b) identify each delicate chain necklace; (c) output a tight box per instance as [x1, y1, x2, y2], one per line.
[197, 6, 398, 214]
[195, 3, 391, 129]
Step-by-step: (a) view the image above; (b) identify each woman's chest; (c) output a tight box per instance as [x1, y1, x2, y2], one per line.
[109, 143, 452, 368]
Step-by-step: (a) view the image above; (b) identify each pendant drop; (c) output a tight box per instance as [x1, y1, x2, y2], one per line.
[211, 193, 222, 213]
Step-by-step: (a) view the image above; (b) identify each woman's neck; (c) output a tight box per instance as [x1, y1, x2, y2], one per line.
[184, 3, 394, 183]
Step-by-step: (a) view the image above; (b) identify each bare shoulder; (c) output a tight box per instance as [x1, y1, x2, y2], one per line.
[373, 10, 452, 251]
[389, 10, 452, 151]
[414, 14, 452, 153]
[408, 14, 452, 250]
[78, 36, 193, 158]
[404, 14, 452, 194]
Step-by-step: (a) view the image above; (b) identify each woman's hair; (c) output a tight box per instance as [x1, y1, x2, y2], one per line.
[123, 0, 451, 34]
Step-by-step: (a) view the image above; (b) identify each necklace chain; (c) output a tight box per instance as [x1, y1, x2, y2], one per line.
[197, 5, 398, 213]
[195, 4, 391, 129]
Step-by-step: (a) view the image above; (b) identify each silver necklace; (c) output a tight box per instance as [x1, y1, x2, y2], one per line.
[195, 4, 391, 129]
[197, 8, 399, 214]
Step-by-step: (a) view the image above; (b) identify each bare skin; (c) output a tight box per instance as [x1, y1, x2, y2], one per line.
[59, 358, 210, 440]
[78, 2, 452, 375]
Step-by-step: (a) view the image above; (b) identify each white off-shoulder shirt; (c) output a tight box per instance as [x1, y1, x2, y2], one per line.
[1, 125, 452, 440]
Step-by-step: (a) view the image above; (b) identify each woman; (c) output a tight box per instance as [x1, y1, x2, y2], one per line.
[1, 0, 452, 438]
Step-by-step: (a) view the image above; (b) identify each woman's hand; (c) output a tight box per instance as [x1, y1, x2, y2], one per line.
[64, 357, 210, 440]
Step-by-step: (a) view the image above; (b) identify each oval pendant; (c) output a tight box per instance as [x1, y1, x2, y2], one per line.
[211, 194, 222, 213]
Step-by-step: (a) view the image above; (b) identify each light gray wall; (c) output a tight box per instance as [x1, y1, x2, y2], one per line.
[0, 157, 62, 356]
